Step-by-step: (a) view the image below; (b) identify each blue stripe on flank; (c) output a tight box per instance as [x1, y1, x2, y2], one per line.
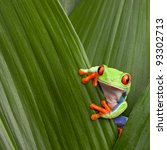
[113, 95, 125, 111]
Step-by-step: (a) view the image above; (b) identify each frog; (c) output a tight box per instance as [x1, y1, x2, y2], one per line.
[79, 65, 131, 135]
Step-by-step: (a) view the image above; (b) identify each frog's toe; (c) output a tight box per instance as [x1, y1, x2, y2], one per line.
[90, 114, 101, 120]
[81, 77, 89, 84]
[90, 103, 108, 114]
[79, 69, 88, 75]
[90, 103, 96, 109]
[117, 127, 123, 136]
[101, 100, 111, 111]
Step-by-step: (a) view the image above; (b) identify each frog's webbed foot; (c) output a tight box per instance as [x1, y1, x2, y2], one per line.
[79, 69, 99, 86]
[90, 101, 111, 120]
[79, 66, 104, 86]
[90, 103, 109, 114]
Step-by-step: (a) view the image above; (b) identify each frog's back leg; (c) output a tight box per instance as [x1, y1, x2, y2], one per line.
[114, 116, 128, 135]
[114, 116, 128, 128]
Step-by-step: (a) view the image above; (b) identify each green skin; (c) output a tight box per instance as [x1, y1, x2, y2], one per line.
[81, 65, 131, 119]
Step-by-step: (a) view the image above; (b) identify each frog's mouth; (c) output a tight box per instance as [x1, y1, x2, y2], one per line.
[98, 81, 126, 107]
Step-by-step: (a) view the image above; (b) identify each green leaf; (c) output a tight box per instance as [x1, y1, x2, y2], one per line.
[58, 0, 80, 15]
[114, 84, 150, 150]
[70, 0, 150, 114]
[0, 0, 117, 149]
[70, 0, 150, 148]
[0, 0, 150, 149]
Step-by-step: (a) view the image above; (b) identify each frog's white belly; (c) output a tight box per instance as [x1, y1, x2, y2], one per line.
[106, 99, 118, 108]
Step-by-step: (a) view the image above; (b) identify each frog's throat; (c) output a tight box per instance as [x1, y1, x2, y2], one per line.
[98, 81, 125, 104]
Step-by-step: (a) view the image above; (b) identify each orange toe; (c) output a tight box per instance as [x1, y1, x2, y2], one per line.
[90, 104, 96, 109]
[118, 127, 123, 136]
[90, 104, 108, 114]
[79, 69, 86, 75]
[91, 114, 101, 120]
[101, 100, 111, 112]
[81, 78, 89, 84]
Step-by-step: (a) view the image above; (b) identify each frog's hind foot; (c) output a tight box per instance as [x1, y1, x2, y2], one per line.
[117, 127, 123, 136]
[90, 103, 108, 114]
[114, 116, 128, 136]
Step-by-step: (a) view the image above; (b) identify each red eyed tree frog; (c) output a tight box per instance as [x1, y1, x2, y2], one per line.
[79, 65, 131, 135]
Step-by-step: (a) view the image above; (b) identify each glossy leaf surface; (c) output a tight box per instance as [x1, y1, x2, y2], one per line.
[0, 0, 150, 149]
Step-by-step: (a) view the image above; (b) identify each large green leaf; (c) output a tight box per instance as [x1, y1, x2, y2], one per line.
[69, 0, 150, 148]
[0, 0, 150, 149]
[70, 0, 150, 114]
[0, 0, 117, 149]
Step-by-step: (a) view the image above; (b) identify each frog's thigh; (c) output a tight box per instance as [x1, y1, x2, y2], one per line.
[114, 116, 128, 127]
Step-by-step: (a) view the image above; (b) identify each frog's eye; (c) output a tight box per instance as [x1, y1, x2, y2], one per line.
[122, 74, 131, 85]
[98, 65, 104, 75]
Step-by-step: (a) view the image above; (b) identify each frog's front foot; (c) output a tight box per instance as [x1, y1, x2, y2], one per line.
[90, 101, 111, 120]
[79, 68, 100, 86]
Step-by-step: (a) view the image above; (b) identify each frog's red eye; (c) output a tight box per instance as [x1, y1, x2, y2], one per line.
[98, 65, 104, 75]
[122, 74, 131, 85]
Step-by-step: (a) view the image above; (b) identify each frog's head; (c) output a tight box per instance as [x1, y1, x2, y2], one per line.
[98, 65, 131, 94]
[79, 65, 131, 101]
